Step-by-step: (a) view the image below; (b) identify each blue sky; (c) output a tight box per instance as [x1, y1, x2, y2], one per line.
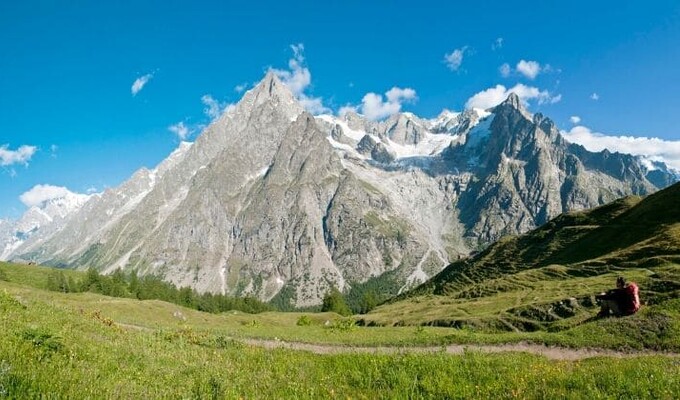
[2, 0, 680, 219]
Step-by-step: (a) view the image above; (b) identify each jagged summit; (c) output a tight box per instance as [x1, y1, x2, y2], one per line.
[255, 71, 293, 98]
[489, 92, 532, 122]
[232, 71, 303, 122]
[503, 92, 522, 109]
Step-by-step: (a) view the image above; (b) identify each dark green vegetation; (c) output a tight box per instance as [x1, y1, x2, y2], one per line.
[1, 262, 679, 399]
[320, 287, 352, 316]
[36, 264, 272, 314]
[364, 182, 680, 348]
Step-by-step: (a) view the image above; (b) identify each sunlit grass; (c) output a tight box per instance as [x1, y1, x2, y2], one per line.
[1, 286, 679, 399]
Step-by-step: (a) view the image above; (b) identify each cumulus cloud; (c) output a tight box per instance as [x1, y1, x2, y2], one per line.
[561, 126, 680, 170]
[499, 63, 511, 78]
[0, 144, 37, 166]
[492, 37, 504, 50]
[201, 95, 234, 120]
[19, 184, 78, 207]
[168, 122, 190, 140]
[131, 73, 153, 96]
[271, 43, 330, 115]
[570, 116, 581, 124]
[201, 95, 222, 119]
[338, 105, 358, 117]
[590, 92, 600, 101]
[444, 46, 468, 71]
[465, 84, 561, 110]
[357, 87, 417, 121]
[516, 60, 542, 79]
[500, 60, 554, 79]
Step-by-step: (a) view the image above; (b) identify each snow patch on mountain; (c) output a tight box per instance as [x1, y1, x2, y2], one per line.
[0, 186, 92, 260]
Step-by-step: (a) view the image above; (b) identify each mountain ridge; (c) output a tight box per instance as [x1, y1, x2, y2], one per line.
[3, 72, 677, 307]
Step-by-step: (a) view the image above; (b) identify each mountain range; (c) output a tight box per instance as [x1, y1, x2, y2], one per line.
[2, 72, 677, 307]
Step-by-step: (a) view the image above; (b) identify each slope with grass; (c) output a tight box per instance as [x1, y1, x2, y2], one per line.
[1, 262, 680, 398]
[361, 182, 680, 339]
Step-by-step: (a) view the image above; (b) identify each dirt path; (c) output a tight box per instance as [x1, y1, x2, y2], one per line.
[115, 322, 678, 361]
[240, 338, 680, 361]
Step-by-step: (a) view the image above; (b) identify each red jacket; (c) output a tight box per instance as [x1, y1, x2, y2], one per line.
[620, 283, 640, 315]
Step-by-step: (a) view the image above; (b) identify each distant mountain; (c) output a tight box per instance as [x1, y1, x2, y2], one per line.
[0, 190, 90, 260]
[5, 73, 677, 307]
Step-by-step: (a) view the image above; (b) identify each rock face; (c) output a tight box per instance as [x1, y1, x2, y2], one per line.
[6, 76, 677, 307]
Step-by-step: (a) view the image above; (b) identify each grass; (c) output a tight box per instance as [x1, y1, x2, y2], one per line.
[2, 261, 679, 351]
[1, 280, 679, 399]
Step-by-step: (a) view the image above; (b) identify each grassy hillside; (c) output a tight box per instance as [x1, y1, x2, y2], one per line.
[1, 262, 679, 398]
[361, 183, 680, 336]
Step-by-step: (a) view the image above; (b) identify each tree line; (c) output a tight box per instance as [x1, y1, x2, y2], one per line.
[46, 267, 380, 316]
[46, 268, 272, 314]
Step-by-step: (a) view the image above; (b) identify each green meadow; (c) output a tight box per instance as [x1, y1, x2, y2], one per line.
[1, 261, 679, 399]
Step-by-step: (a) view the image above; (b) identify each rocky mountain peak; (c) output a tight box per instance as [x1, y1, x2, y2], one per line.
[232, 71, 303, 122]
[490, 93, 532, 122]
[259, 71, 289, 97]
[503, 92, 522, 109]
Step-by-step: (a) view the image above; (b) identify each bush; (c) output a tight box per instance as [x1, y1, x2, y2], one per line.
[296, 315, 313, 326]
[21, 328, 64, 359]
[326, 318, 356, 332]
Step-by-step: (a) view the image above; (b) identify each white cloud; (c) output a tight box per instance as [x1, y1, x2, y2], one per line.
[201, 95, 233, 120]
[499, 63, 511, 78]
[500, 60, 555, 79]
[516, 60, 541, 80]
[561, 126, 680, 170]
[492, 37, 504, 50]
[356, 87, 417, 121]
[339, 105, 359, 117]
[444, 46, 468, 71]
[234, 83, 248, 93]
[168, 122, 190, 140]
[465, 84, 561, 110]
[201, 95, 221, 119]
[590, 92, 600, 101]
[298, 97, 329, 115]
[19, 184, 77, 207]
[570, 116, 581, 124]
[131, 73, 153, 96]
[0, 144, 37, 166]
[271, 43, 330, 115]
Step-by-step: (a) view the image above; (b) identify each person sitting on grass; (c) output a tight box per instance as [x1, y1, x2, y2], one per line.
[595, 276, 640, 317]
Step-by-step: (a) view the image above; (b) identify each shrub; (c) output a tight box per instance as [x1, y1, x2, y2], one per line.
[21, 328, 64, 359]
[296, 315, 313, 326]
[326, 318, 356, 332]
